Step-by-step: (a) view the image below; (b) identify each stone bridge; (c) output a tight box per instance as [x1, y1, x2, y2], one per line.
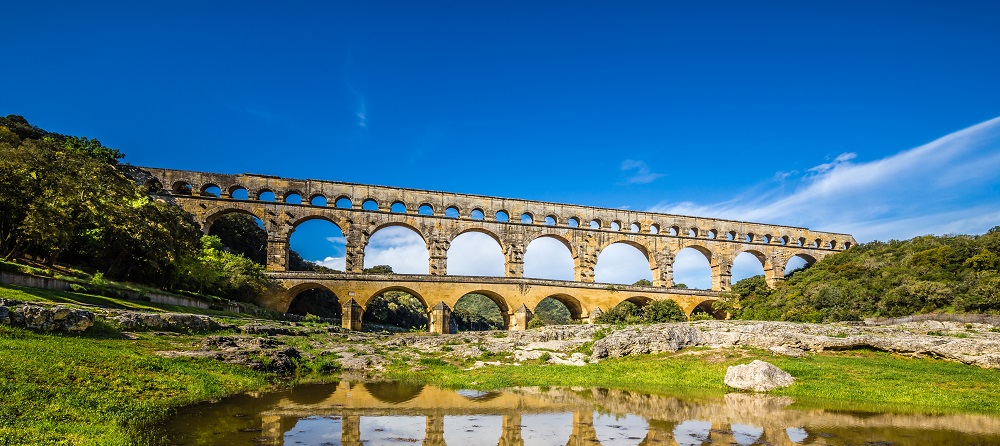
[136, 167, 855, 331]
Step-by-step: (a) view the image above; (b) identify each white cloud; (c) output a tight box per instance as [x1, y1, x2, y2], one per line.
[673, 248, 712, 290]
[650, 115, 1000, 242]
[524, 237, 575, 281]
[621, 159, 665, 184]
[315, 256, 346, 271]
[363, 226, 429, 274]
[594, 243, 653, 285]
[447, 232, 505, 276]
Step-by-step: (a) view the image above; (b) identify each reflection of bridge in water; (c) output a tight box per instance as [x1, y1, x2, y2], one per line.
[138, 167, 855, 332]
[166, 381, 1000, 446]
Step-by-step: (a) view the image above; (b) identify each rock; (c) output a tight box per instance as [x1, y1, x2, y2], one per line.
[769, 346, 806, 357]
[0, 306, 9, 325]
[109, 312, 221, 332]
[591, 324, 705, 359]
[339, 354, 388, 372]
[240, 323, 299, 336]
[724, 360, 795, 392]
[7, 304, 94, 332]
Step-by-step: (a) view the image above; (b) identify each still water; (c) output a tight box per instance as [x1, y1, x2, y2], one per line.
[160, 381, 1000, 445]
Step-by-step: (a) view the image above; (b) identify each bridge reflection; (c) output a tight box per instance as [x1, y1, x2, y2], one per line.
[162, 381, 1000, 445]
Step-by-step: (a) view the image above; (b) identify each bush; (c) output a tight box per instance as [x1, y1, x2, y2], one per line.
[527, 317, 547, 329]
[68, 283, 88, 293]
[642, 300, 687, 323]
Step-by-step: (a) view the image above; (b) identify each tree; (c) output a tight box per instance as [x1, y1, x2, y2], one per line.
[633, 279, 653, 286]
[642, 299, 687, 323]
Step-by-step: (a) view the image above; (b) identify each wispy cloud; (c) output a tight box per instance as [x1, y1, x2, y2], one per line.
[650, 116, 1000, 242]
[621, 159, 664, 184]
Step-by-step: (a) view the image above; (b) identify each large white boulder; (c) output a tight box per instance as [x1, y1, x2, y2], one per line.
[724, 360, 795, 392]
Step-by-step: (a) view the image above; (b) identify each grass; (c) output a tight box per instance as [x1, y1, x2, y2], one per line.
[387, 348, 1000, 415]
[0, 325, 272, 445]
[0, 284, 248, 319]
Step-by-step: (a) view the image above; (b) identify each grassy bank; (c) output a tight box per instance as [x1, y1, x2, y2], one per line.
[386, 347, 1000, 416]
[2, 284, 1000, 445]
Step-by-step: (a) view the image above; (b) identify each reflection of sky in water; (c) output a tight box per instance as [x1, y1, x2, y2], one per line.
[593, 412, 648, 446]
[284, 416, 342, 445]
[455, 389, 490, 399]
[360, 416, 426, 445]
[443, 415, 502, 446]
[786, 427, 808, 443]
[731, 423, 764, 445]
[674, 420, 712, 446]
[523, 412, 573, 446]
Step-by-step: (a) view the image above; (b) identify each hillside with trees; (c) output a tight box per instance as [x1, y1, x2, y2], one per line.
[720, 228, 1000, 321]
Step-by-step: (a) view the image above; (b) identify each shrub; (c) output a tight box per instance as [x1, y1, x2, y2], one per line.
[527, 317, 547, 329]
[68, 283, 88, 293]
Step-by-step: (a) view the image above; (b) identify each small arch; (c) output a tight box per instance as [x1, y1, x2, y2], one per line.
[335, 196, 353, 209]
[706, 229, 717, 239]
[228, 186, 249, 200]
[470, 209, 485, 220]
[495, 210, 510, 222]
[418, 204, 434, 215]
[763, 234, 772, 244]
[590, 219, 601, 229]
[445, 206, 460, 218]
[610, 221, 621, 231]
[785, 254, 817, 277]
[844, 241, 852, 250]
[745, 233, 754, 243]
[257, 190, 276, 202]
[630, 223, 640, 233]
[567, 217, 580, 228]
[144, 178, 164, 194]
[284, 192, 303, 205]
[171, 181, 193, 195]
[390, 201, 407, 213]
[780, 235, 789, 245]
[362, 199, 378, 211]
[829, 240, 837, 249]
[797, 237, 806, 247]
[727, 231, 736, 241]
[544, 215, 556, 226]
[812, 239, 821, 248]
[649, 224, 659, 234]
[201, 184, 221, 197]
[287, 286, 342, 320]
[453, 292, 509, 330]
[310, 194, 327, 206]
[520, 212, 533, 224]
[688, 227, 698, 238]
[668, 226, 679, 236]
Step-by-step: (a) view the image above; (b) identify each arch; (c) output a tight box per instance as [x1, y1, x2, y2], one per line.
[763, 234, 773, 244]
[779, 235, 789, 245]
[284, 191, 303, 205]
[390, 201, 407, 213]
[257, 189, 276, 201]
[844, 241, 852, 250]
[649, 224, 659, 234]
[495, 210, 509, 222]
[727, 230, 736, 241]
[524, 234, 575, 281]
[797, 237, 806, 247]
[364, 225, 429, 274]
[445, 206, 460, 218]
[289, 216, 346, 271]
[674, 246, 713, 290]
[567, 217, 580, 228]
[610, 221, 621, 231]
[363, 382, 425, 404]
[745, 233, 755, 243]
[447, 230, 505, 277]
[590, 219, 601, 229]
[594, 241, 654, 285]
[630, 222, 640, 233]
[418, 203, 434, 216]
[706, 229, 717, 239]
[829, 240, 837, 249]
[335, 196, 353, 209]
[732, 251, 766, 283]
[536, 293, 584, 322]
[520, 212, 533, 224]
[622, 295, 653, 306]
[668, 226, 679, 236]
[203, 207, 268, 233]
[206, 210, 267, 264]
[228, 185, 248, 199]
[453, 291, 510, 330]
[690, 299, 725, 319]
[362, 198, 379, 210]
[144, 178, 164, 194]
[363, 287, 430, 331]
[470, 208, 485, 220]
[544, 215, 556, 226]
[200, 183, 221, 197]
[812, 238, 821, 248]
[309, 194, 327, 206]
[286, 284, 343, 319]
[784, 253, 817, 276]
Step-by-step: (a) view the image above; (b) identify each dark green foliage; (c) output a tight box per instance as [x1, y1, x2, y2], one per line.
[363, 291, 427, 330]
[287, 288, 342, 319]
[452, 293, 504, 331]
[726, 231, 1000, 322]
[533, 297, 572, 325]
[170, 236, 273, 302]
[363, 264, 394, 274]
[595, 299, 687, 324]
[288, 250, 336, 272]
[209, 213, 267, 264]
[633, 279, 653, 286]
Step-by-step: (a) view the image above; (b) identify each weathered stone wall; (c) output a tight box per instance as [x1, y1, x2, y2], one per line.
[138, 167, 857, 291]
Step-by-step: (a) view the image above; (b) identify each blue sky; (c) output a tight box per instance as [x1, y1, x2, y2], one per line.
[4, 1, 1000, 288]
